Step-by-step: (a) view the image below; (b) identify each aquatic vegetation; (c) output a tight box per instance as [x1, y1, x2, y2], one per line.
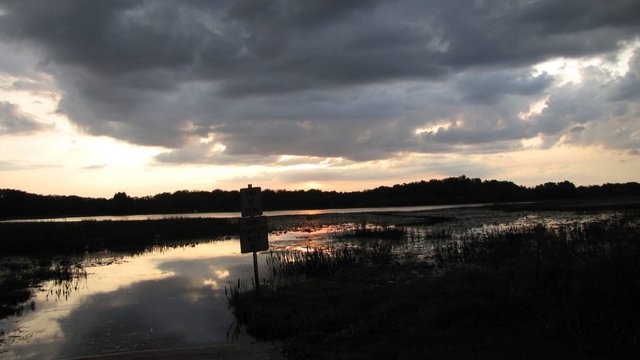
[434, 215, 640, 272]
[0, 257, 86, 319]
[0, 217, 238, 255]
[229, 215, 640, 359]
[265, 243, 393, 280]
[225, 242, 393, 308]
[333, 221, 407, 241]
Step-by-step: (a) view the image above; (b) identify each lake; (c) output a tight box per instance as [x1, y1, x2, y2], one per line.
[0, 207, 618, 359]
[2, 203, 488, 223]
[1, 241, 257, 359]
[0, 221, 355, 359]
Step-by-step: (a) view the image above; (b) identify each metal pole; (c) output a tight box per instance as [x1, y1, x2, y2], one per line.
[253, 251, 260, 293]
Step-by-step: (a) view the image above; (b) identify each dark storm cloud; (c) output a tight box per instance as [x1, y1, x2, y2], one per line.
[0, 101, 47, 134]
[0, 0, 638, 162]
[455, 70, 553, 105]
[516, 0, 640, 32]
[436, 0, 640, 67]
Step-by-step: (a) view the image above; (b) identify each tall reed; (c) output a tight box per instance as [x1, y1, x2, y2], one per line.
[266, 243, 393, 281]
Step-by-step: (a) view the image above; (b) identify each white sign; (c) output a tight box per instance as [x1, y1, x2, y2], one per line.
[239, 215, 269, 254]
[240, 185, 263, 217]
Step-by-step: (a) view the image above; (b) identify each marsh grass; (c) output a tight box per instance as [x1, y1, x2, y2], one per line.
[333, 221, 407, 241]
[266, 243, 393, 280]
[0, 217, 237, 255]
[434, 216, 640, 284]
[229, 215, 640, 359]
[225, 242, 393, 306]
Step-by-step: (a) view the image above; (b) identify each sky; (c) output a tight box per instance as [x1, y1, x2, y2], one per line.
[0, 0, 639, 198]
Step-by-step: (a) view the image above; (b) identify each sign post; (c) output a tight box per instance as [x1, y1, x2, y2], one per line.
[239, 184, 268, 292]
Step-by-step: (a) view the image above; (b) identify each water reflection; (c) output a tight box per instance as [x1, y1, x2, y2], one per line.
[55, 276, 233, 356]
[0, 208, 620, 359]
[3, 203, 487, 223]
[0, 240, 258, 360]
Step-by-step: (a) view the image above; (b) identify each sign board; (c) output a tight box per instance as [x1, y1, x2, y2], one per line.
[239, 215, 269, 254]
[240, 185, 263, 217]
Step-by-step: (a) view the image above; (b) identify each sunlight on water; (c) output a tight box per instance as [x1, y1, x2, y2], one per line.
[2, 203, 487, 223]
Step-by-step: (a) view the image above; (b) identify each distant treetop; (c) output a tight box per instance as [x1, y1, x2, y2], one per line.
[1, 177, 639, 219]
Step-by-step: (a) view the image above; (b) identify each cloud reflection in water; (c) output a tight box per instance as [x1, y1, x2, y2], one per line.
[0, 241, 258, 359]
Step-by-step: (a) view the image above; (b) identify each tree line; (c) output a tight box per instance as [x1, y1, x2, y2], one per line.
[1, 176, 639, 219]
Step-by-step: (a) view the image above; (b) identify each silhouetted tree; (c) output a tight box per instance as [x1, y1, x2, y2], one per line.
[1, 178, 639, 219]
[112, 192, 134, 214]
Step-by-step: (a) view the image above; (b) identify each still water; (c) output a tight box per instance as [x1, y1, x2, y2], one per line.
[0, 223, 345, 360]
[0, 240, 261, 359]
[0, 208, 614, 359]
[3, 203, 487, 223]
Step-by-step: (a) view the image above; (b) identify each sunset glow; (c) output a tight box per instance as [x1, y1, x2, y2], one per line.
[1, 1, 638, 197]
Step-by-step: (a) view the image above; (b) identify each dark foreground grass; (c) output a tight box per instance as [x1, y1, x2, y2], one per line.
[229, 216, 640, 359]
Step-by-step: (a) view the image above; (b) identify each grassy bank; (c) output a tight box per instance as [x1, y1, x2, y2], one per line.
[229, 216, 640, 359]
[0, 217, 238, 256]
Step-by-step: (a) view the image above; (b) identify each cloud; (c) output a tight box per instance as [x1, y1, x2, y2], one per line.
[0, 160, 20, 170]
[81, 164, 106, 170]
[272, 155, 499, 184]
[455, 70, 553, 105]
[0, 101, 48, 134]
[0, 0, 639, 164]
[529, 51, 640, 154]
[0, 159, 57, 171]
[0, 40, 47, 80]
